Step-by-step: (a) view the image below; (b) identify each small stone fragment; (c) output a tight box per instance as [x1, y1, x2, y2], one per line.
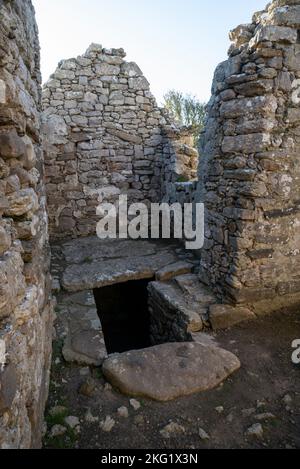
[130, 399, 141, 411]
[79, 377, 96, 397]
[117, 406, 129, 418]
[215, 406, 224, 414]
[85, 409, 99, 423]
[50, 425, 67, 438]
[199, 428, 210, 440]
[100, 416, 115, 433]
[160, 422, 186, 439]
[64, 416, 80, 429]
[245, 423, 264, 438]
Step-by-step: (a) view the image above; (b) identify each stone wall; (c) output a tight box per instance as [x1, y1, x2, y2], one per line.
[198, 0, 300, 314]
[42, 46, 197, 239]
[0, 0, 53, 448]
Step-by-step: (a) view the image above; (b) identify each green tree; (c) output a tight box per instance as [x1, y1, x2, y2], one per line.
[163, 90, 206, 145]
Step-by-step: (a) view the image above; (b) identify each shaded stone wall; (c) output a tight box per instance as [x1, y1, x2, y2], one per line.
[0, 0, 53, 448]
[42, 46, 198, 239]
[198, 0, 300, 314]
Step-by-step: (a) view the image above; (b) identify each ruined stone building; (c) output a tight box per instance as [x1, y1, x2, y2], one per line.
[0, 0, 300, 449]
[42, 48, 198, 239]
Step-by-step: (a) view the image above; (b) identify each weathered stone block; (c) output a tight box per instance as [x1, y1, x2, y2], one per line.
[222, 133, 271, 154]
[0, 129, 26, 159]
[128, 77, 150, 90]
[220, 96, 277, 118]
[5, 188, 39, 218]
[251, 25, 297, 47]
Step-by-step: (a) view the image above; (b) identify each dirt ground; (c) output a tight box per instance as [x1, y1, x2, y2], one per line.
[43, 307, 300, 450]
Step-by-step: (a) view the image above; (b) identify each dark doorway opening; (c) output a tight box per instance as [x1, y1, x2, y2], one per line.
[93, 279, 153, 354]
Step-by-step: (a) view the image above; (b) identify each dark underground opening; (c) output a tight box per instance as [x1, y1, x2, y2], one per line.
[93, 278, 153, 354]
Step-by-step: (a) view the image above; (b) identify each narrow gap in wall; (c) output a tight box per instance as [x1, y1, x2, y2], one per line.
[93, 278, 154, 354]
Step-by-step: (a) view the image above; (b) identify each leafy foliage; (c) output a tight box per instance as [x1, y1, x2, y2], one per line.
[163, 90, 206, 145]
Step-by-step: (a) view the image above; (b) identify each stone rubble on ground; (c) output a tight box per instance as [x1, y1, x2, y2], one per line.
[50, 425, 67, 438]
[130, 399, 141, 411]
[117, 406, 129, 418]
[199, 428, 210, 441]
[85, 409, 99, 424]
[100, 416, 116, 433]
[245, 423, 264, 438]
[64, 416, 80, 430]
[160, 422, 186, 439]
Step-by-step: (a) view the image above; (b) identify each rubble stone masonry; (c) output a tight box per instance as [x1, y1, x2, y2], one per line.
[42, 47, 198, 239]
[0, 0, 53, 448]
[198, 0, 300, 314]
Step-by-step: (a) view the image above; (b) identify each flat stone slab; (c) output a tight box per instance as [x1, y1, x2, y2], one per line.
[156, 261, 193, 281]
[63, 329, 107, 366]
[102, 342, 241, 401]
[62, 251, 177, 292]
[57, 290, 108, 366]
[61, 237, 159, 264]
[209, 304, 256, 330]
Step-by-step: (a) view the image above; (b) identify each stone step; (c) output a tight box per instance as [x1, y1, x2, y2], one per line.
[156, 261, 193, 281]
[148, 281, 206, 334]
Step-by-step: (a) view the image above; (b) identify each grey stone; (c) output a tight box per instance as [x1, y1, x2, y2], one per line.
[160, 422, 186, 439]
[103, 342, 240, 401]
[209, 305, 256, 330]
[245, 423, 264, 438]
[63, 329, 107, 366]
[156, 261, 193, 281]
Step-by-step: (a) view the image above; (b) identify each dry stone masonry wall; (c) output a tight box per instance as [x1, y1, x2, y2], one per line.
[198, 0, 300, 314]
[42, 47, 197, 239]
[0, 0, 53, 449]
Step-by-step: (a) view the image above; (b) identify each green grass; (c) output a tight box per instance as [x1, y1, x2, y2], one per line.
[52, 339, 64, 359]
[45, 408, 69, 427]
[176, 175, 190, 183]
[44, 428, 78, 449]
[44, 408, 79, 449]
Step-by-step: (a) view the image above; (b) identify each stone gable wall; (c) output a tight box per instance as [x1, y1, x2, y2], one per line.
[0, 0, 53, 449]
[42, 45, 197, 239]
[198, 0, 300, 314]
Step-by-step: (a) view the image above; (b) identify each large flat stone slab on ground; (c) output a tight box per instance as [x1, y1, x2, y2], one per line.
[102, 342, 241, 401]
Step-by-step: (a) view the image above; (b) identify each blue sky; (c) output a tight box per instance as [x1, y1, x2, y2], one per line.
[33, 0, 268, 104]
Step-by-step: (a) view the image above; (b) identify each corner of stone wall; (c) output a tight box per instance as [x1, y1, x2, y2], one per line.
[198, 0, 300, 315]
[0, 0, 53, 449]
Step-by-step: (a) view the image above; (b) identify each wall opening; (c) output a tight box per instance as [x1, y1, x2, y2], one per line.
[93, 279, 153, 354]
